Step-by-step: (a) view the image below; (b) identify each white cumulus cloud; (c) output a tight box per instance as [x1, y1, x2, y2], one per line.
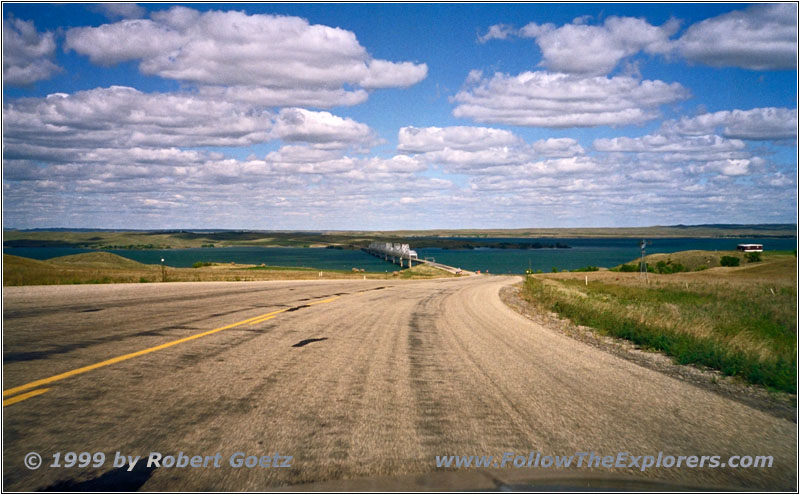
[2, 85, 380, 177]
[532, 138, 585, 157]
[270, 108, 378, 148]
[397, 126, 520, 153]
[3, 86, 275, 150]
[3, 17, 61, 86]
[518, 16, 679, 75]
[594, 133, 745, 153]
[64, 7, 427, 107]
[678, 3, 797, 70]
[660, 107, 797, 141]
[452, 71, 689, 128]
[477, 24, 516, 43]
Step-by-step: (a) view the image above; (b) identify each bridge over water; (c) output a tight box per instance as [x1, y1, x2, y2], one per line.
[363, 242, 472, 275]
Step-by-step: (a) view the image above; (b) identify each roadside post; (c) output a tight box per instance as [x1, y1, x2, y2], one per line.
[639, 240, 648, 282]
[161, 258, 166, 282]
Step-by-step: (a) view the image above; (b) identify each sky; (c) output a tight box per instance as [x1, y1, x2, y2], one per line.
[2, 2, 797, 230]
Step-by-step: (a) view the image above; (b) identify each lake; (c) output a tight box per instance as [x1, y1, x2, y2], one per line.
[4, 237, 796, 274]
[417, 237, 797, 273]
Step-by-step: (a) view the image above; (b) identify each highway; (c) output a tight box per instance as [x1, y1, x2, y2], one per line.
[3, 277, 796, 491]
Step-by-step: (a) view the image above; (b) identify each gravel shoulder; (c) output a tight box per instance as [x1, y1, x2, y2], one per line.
[499, 282, 797, 423]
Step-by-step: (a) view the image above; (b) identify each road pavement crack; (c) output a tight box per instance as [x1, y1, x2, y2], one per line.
[292, 338, 328, 348]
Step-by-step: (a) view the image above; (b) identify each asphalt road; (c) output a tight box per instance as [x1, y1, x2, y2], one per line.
[3, 277, 796, 491]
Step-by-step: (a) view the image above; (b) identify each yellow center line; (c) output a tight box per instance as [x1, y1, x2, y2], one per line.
[248, 308, 289, 326]
[307, 296, 339, 306]
[3, 388, 50, 407]
[247, 297, 339, 326]
[3, 295, 341, 401]
[248, 314, 278, 326]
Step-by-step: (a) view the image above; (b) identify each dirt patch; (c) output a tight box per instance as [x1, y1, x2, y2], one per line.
[500, 283, 796, 423]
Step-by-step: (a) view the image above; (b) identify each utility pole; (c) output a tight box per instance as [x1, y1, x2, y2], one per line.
[639, 240, 648, 281]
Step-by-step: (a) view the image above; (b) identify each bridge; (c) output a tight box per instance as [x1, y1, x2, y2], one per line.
[363, 242, 471, 275]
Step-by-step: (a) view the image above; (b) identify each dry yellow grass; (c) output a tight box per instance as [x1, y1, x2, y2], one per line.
[526, 252, 796, 391]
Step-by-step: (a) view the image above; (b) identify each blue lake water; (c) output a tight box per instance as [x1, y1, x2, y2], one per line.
[3, 246, 401, 272]
[4, 237, 796, 274]
[417, 237, 798, 273]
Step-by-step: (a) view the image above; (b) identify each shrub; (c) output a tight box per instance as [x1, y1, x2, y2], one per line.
[617, 264, 638, 272]
[655, 260, 688, 274]
[572, 266, 599, 272]
[745, 252, 762, 263]
[720, 256, 740, 267]
[192, 261, 213, 268]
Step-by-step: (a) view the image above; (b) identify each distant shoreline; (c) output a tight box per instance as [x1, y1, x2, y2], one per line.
[3, 223, 797, 251]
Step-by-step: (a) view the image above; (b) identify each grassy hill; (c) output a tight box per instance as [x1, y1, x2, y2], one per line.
[526, 250, 797, 392]
[47, 251, 150, 269]
[3, 253, 455, 286]
[614, 249, 795, 273]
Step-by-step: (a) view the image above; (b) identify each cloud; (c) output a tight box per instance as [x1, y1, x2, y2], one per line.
[4, 6, 796, 229]
[762, 172, 795, 188]
[704, 159, 758, 177]
[678, 3, 797, 70]
[413, 148, 529, 172]
[64, 7, 427, 107]
[452, 71, 689, 127]
[264, 145, 345, 164]
[3, 86, 274, 150]
[397, 126, 597, 174]
[359, 60, 429, 89]
[2, 17, 61, 86]
[89, 3, 146, 20]
[532, 138, 585, 158]
[480, 5, 796, 73]
[270, 108, 378, 148]
[660, 107, 797, 141]
[518, 16, 679, 75]
[592, 131, 773, 178]
[2, 139, 446, 229]
[479, 16, 678, 75]
[397, 126, 519, 153]
[477, 24, 516, 43]
[197, 85, 369, 109]
[3, 86, 377, 157]
[594, 133, 745, 153]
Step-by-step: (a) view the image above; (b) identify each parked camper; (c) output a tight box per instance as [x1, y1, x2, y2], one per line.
[737, 244, 763, 252]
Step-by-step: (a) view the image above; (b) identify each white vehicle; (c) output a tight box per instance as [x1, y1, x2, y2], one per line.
[737, 244, 763, 252]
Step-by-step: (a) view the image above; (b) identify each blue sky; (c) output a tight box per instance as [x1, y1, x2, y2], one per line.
[3, 3, 797, 229]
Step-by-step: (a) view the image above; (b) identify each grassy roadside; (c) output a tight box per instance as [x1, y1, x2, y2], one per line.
[3, 253, 455, 286]
[521, 251, 796, 393]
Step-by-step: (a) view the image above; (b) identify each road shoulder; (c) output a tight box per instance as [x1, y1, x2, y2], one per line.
[499, 282, 796, 423]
